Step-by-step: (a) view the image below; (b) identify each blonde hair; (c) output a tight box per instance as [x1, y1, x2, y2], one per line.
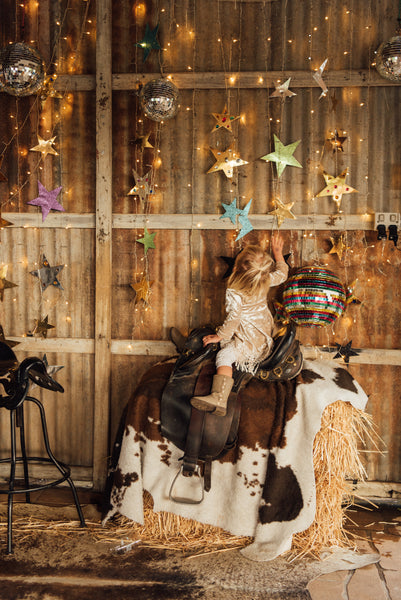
[227, 245, 274, 298]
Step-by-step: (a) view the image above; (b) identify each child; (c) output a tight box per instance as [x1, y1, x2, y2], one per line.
[190, 235, 288, 416]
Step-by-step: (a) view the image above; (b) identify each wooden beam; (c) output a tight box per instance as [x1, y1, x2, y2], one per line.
[2, 212, 375, 230]
[93, 0, 112, 491]
[55, 70, 401, 92]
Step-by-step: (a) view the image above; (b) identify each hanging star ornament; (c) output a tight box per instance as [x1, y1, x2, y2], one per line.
[0, 265, 17, 301]
[211, 106, 240, 133]
[327, 129, 347, 153]
[260, 135, 302, 178]
[27, 182, 64, 221]
[236, 199, 253, 241]
[220, 197, 240, 225]
[29, 354, 64, 391]
[312, 58, 329, 99]
[29, 135, 58, 158]
[131, 132, 153, 150]
[128, 169, 153, 201]
[316, 168, 358, 209]
[268, 199, 296, 228]
[135, 24, 161, 62]
[136, 226, 156, 255]
[30, 254, 64, 291]
[32, 315, 55, 338]
[329, 235, 348, 260]
[38, 74, 63, 108]
[131, 276, 154, 304]
[207, 144, 248, 178]
[269, 78, 296, 100]
[333, 341, 360, 365]
[346, 280, 362, 306]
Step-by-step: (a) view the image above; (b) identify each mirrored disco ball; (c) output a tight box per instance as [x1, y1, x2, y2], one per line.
[376, 35, 401, 81]
[0, 43, 45, 97]
[139, 78, 180, 121]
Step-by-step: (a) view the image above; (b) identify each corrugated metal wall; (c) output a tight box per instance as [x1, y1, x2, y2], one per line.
[0, 0, 400, 487]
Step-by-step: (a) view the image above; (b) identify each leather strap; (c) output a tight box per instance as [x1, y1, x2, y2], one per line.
[182, 408, 205, 477]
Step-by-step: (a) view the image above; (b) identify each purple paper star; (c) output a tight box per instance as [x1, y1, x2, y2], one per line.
[27, 182, 64, 221]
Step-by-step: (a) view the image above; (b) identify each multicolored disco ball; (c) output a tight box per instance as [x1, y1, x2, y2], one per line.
[139, 78, 180, 121]
[282, 266, 346, 327]
[0, 43, 45, 97]
[375, 35, 401, 81]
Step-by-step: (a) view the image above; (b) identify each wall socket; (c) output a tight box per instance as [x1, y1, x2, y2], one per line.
[374, 212, 400, 228]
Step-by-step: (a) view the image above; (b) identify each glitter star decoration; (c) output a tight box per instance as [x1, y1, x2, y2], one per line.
[135, 24, 161, 62]
[220, 197, 240, 225]
[211, 106, 240, 133]
[131, 132, 153, 150]
[27, 182, 64, 221]
[268, 199, 296, 228]
[316, 169, 358, 209]
[136, 226, 156, 255]
[131, 276, 153, 304]
[207, 144, 248, 178]
[327, 129, 347, 153]
[0, 265, 17, 301]
[260, 135, 302, 178]
[29, 135, 58, 159]
[128, 169, 153, 201]
[269, 78, 296, 100]
[329, 235, 348, 260]
[32, 315, 55, 338]
[333, 341, 360, 365]
[236, 199, 253, 241]
[30, 254, 64, 291]
[312, 58, 328, 99]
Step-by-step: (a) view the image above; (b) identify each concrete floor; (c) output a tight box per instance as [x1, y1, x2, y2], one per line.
[0, 489, 400, 600]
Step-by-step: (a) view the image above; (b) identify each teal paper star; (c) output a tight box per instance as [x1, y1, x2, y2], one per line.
[260, 135, 302, 178]
[136, 226, 156, 254]
[220, 198, 240, 225]
[135, 24, 161, 62]
[236, 199, 253, 241]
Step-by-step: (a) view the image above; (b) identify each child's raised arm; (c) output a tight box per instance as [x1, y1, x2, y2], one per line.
[271, 233, 285, 262]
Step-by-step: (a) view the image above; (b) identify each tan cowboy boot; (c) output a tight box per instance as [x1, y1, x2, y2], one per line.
[190, 374, 234, 416]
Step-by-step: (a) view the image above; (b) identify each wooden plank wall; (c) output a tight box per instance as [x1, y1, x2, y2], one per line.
[0, 0, 400, 492]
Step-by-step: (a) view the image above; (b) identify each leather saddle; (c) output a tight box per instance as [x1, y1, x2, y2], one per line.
[160, 323, 303, 504]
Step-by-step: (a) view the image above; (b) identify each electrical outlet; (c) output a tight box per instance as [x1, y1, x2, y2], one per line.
[374, 212, 400, 228]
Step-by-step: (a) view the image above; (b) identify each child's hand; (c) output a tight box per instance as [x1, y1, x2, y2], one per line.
[202, 334, 221, 346]
[271, 233, 285, 261]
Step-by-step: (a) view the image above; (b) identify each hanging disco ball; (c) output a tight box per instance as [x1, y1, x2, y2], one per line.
[0, 42, 45, 97]
[375, 34, 401, 81]
[282, 266, 346, 328]
[139, 78, 180, 122]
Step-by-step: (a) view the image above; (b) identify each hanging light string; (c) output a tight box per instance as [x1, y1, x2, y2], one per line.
[189, 0, 198, 331]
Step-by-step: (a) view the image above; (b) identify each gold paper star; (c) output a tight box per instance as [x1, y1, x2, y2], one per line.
[329, 235, 348, 260]
[128, 169, 153, 201]
[268, 199, 296, 228]
[38, 74, 63, 108]
[131, 276, 154, 304]
[316, 169, 358, 209]
[346, 280, 362, 305]
[0, 265, 17, 301]
[269, 78, 296, 100]
[260, 135, 302, 178]
[133, 132, 153, 150]
[327, 130, 347, 153]
[207, 144, 248, 178]
[211, 106, 240, 133]
[32, 315, 55, 338]
[30, 135, 58, 158]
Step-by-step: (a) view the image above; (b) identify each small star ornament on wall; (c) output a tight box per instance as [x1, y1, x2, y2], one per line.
[128, 169, 153, 201]
[220, 197, 240, 225]
[236, 199, 253, 241]
[131, 276, 154, 304]
[135, 24, 161, 62]
[29, 135, 58, 158]
[0, 265, 17, 301]
[329, 235, 348, 260]
[316, 168, 358, 209]
[333, 341, 360, 364]
[327, 130, 347, 153]
[260, 135, 302, 178]
[269, 78, 296, 100]
[268, 199, 296, 228]
[32, 315, 55, 338]
[27, 182, 64, 221]
[211, 106, 240, 133]
[312, 58, 329, 99]
[207, 144, 248, 178]
[131, 132, 153, 150]
[30, 254, 64, 291]
[136, 226, 156, 254]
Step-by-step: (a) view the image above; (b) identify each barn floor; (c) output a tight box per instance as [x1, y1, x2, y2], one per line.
[0, 490, 400, 600]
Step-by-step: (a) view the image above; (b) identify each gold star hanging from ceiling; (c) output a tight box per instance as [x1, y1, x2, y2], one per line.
[268, 199, 297, 228]
[269, 78, 296, 100]
[329, 235, 348, 260]
[327, 129, 347, 153]
[133, 132, 154, 150]
[0, 265, 17, 301]
[32, 315, 55, 338]
[131, 276, 154, 305]
[316, 169, 358, 209]
[38, 74, 63, 108]
[207, 144, 248, 178]
[30, 135, 58, 159]
[211, 106, 240, 133]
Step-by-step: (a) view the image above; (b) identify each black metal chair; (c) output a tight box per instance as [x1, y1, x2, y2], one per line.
[0, 342, 85, 553]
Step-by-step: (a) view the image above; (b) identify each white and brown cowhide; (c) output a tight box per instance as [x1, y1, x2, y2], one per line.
[104, 358, 368, 562]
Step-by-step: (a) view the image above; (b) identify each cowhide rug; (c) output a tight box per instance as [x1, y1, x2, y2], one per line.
[104, 358, 371, 563]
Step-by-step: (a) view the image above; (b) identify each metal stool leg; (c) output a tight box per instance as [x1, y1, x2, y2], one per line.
[7, 409, 17, 554]
[16, 405, 31, 504]
[27, 397, 86, 528]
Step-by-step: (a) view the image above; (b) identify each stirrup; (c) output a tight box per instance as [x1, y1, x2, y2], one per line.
[169, 464, 204, 504]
